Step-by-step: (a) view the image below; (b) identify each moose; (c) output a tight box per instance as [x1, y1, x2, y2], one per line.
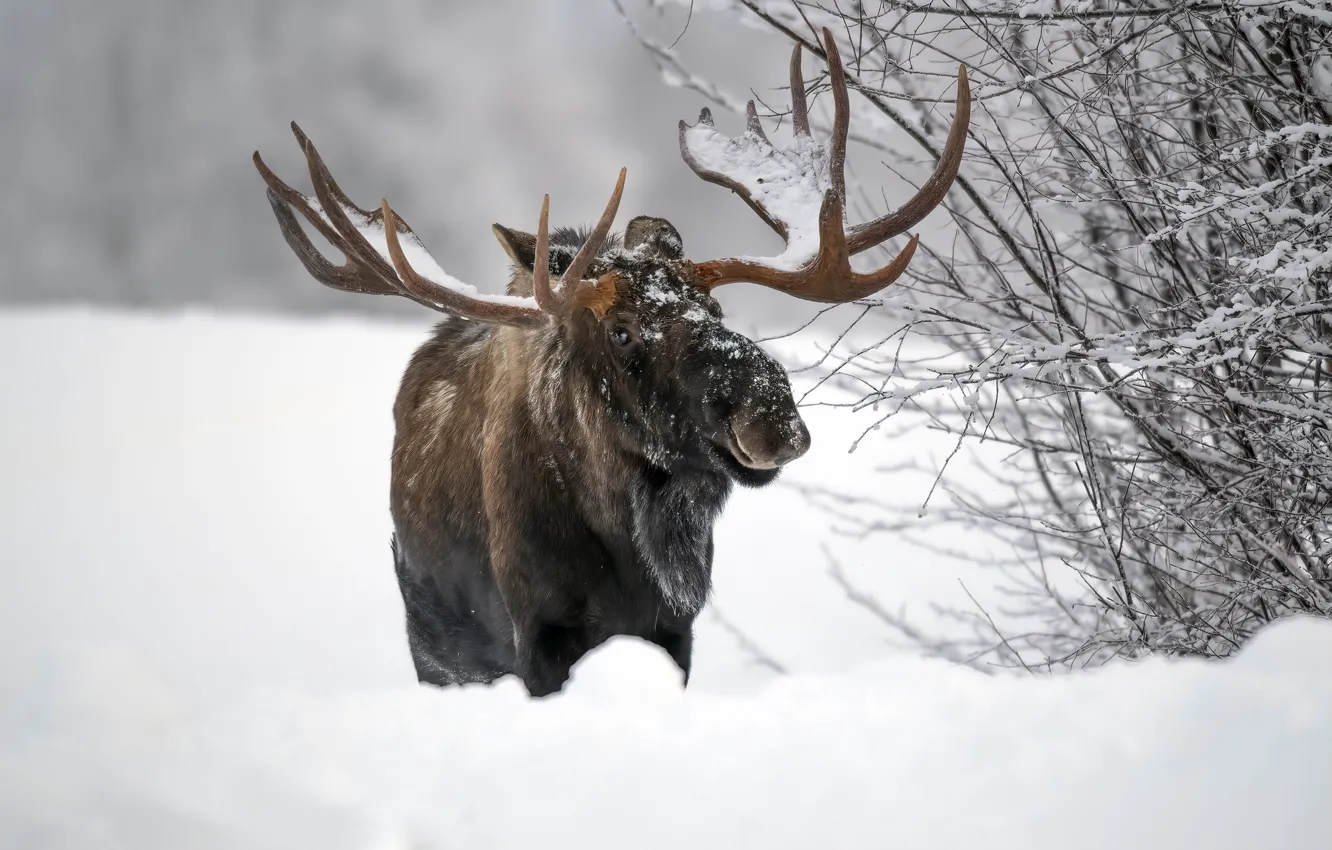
[253, 29, 969, 697]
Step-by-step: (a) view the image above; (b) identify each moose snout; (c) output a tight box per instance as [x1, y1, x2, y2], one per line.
[729, 412, 811, 469]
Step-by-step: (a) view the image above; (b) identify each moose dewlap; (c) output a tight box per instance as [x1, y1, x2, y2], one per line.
[253, 28, 969, 697]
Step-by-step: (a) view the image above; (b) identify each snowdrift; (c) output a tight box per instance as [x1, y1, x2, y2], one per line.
[2, 308, 1328, 848]
[3, 619, 1330, 849]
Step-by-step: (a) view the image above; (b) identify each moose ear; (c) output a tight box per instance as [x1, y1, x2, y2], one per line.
[623, 216, 684, 260]
[491, 224, 538, 271]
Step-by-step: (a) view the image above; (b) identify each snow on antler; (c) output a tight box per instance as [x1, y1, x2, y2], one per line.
[304, 196, 539, 310]
[681, 114, 834, 271]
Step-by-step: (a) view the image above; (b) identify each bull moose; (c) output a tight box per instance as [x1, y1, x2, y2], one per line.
[253, 29, 969, 696]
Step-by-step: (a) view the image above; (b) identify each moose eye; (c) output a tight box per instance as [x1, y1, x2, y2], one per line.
[610, 326, 634, 348]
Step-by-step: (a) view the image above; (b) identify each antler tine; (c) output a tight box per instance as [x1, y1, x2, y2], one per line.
[845, 64, 971, 254]
[253, 149, 400, 297]
[560, 167, 628, 290]
[289, 121, 379, 221]
[745, 101, 770, 144]
[532, 194, 556, 314]
[301, 134, 404, 285]
[823, 27, 850, 208]
[790, 41, 810, 137]
[260, 184, 391, 295]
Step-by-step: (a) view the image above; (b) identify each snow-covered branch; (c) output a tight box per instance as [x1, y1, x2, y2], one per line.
[626, 0, 1332, 666]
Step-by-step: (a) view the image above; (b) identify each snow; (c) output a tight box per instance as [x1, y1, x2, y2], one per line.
[2, 307, 1330, 848]
[1238, 0, 1332, 26]
[304, 195, 542, 311]
[682, 121, 831, 271]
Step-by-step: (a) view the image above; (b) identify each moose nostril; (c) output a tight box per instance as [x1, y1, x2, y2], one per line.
[773, 419, 811, 465]
[728, 411, 811, 469]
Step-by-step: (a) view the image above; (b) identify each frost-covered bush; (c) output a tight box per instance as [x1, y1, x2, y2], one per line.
[623, 0, 1332, 666]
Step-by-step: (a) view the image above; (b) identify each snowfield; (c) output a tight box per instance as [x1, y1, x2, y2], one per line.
[5, 620, 1332, 849]
[2, 307, 1329, 848]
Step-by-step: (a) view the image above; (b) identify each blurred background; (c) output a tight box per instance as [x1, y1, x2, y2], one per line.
[0, 0, 824, 327]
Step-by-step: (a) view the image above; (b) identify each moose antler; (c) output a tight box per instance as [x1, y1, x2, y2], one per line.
[253, 122, 625, 327]
[679, 28, 970, 304]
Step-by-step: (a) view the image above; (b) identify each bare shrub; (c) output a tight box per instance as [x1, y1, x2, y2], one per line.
[621, 0, 1332, 668]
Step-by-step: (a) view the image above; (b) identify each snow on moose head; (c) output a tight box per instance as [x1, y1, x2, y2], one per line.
[251, 27, 970, 698]
[486, 213, 811, 487]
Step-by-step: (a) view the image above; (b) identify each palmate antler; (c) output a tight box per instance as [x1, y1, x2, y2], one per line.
[679, 27, 971, 304]
[253, 122, 625, 327]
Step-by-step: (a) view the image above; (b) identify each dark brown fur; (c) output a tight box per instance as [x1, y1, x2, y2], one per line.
[388, 218, 809, 696]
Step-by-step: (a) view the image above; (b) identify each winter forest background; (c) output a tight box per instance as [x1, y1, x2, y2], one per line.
[0, 0, 808, 323]
[3, 1, 1331, 847]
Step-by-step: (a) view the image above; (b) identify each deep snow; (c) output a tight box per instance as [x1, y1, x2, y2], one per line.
[0, 306, 995, 697]
[2, 307, 1328, 849]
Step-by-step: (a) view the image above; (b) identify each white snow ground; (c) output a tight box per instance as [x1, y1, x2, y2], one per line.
[1, 307, 1329, 849]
